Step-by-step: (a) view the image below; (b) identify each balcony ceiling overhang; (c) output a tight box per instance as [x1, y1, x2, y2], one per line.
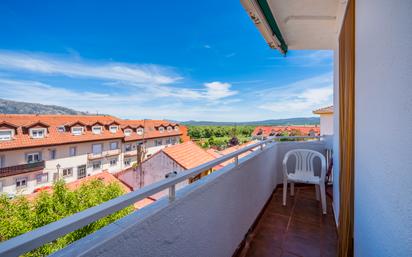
[241, 0, 348, 53]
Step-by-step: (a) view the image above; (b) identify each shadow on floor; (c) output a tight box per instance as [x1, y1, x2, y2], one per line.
[238, 186, 337, 257]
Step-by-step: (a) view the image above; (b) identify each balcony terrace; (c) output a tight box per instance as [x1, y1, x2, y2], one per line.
[0, 136, 337, 257]
[237, 186, 336, 257]
[87, 149, 121, 160]
[0, 161, 45, 178]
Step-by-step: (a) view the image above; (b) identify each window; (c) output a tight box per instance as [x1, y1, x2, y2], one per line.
[16, 177, 28, 189]
[49, 149, 57, 160]
[71, 127, 84, 135]
[109, 125, 118, 133]
[166, 138, 171, 144]
[92, 161, 101, 170]
[92, 144, 103, 154]
[155, 139, 162, 146]
[167, 126, 172, 132]
[125, 144, 132, 151]
[62, 168, 73, 177]
[26, 152, 41, 163]
[69, 147, 77, 157]
[110, 141, 119, 150]
[36, 173, 48, 184]
[0, 130, 13, 141]
[110, 158, 118, 166]
[92, 126, 102, 134]
[171, 137, 177, 144]
[174, 126, 179, 131]
[57, 126, 65, 133]
[77, 165, 86, 179]
[124, 159, 131, 166]
[158, 127, 165, 133]
[30, 128, 46, 138]
[137, 128, 144, 135]
[124, 129, 132, 136]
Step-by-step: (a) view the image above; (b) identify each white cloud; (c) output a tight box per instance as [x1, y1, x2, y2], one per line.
[203, 45, 211, 49]
[257, 73, 333, 117]
[0, 77, 239, 119]
[203, 82, 238, 100]
[0, 51, 180, 85]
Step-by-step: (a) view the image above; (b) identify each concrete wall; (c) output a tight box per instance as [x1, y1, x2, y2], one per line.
[354, 1, 412, 256]
[53, 141, 327, 257]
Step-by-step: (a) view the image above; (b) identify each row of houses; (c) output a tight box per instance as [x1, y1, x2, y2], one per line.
[251, 106, 334, 138]
[0, 114, 188, 196]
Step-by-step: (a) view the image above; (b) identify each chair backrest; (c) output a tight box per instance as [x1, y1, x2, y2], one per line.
[282, 149, 326, 180]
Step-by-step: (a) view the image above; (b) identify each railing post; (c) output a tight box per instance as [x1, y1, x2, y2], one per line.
[260, 144, 264, 151]
[234, 156, 239, 166]
[165, 171, 178, 202]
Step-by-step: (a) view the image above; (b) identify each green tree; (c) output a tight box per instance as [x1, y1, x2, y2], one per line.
[0, 179, 133, 257]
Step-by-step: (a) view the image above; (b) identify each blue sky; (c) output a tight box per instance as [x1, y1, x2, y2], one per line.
[0, 0, 333, 121]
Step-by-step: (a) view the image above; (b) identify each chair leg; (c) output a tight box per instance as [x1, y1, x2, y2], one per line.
[315, 185, 320, 201]
[290, 182, 295, 196]
[283, 180, 288, 206]
[320, 183, 327, 214]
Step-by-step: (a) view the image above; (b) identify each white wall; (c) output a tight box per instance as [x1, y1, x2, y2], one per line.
[319, 114, 334, 136]
[355, 1, 412, 256]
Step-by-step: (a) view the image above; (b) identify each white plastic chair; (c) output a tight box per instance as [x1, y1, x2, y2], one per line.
[282, 149, 327, 214]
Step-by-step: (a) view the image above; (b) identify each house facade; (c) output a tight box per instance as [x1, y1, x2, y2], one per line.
[0, 114, 185, 196]
[313, 106, 334, 136]
[117, 141, 216, 199]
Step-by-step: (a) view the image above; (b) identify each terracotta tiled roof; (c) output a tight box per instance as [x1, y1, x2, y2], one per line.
[313, 106, 334, 114]
[162, 141, 216, 170]
[121, 119, 182, 142]
[211, 141, 258, 168]
[252, 125, 320, 137]
[179, 125, 191, 142]
[0, 114, 183, 150]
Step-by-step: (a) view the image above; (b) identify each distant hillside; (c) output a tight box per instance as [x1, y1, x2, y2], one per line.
[0, 98, 87, 115]
[180, 117, 320, 126]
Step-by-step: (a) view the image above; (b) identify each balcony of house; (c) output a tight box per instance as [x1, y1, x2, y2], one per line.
[123, 149, 138, 157]
[0, 137, 336, 257]
[0, 161, 45, 178]
[87, 149, 121, 160]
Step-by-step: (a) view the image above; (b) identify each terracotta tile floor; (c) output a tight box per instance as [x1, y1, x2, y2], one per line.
[238, 186, 337, 257]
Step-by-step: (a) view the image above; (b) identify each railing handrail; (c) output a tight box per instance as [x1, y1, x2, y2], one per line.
[0, 136, 322, 257]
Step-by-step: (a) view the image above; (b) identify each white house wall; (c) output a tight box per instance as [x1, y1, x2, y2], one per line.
[354, 1, 412, 256]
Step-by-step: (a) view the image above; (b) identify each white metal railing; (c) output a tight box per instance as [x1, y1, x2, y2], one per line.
[0, 136, 321, 257]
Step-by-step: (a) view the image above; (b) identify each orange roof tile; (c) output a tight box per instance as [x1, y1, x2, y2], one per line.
[215, 141, 258, 167]
[0, 114, 183, 150]
[313, 106, 334, 114]
[252, 125, 320, 137]
[162, 141, 216, 170]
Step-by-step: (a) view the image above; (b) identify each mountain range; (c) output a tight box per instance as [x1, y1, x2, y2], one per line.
[0, 98, 87, 115]
[0, 98, 319, 125]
